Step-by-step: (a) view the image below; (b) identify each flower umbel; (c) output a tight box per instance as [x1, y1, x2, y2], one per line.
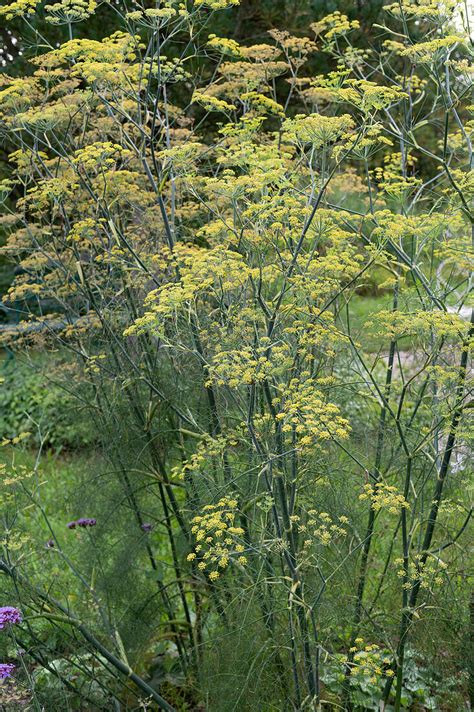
[188, 497, 246, 579]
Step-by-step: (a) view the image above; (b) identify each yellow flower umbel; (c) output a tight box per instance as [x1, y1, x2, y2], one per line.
[383, 35, 466, 64]
[44, 0, 97, 25]
[282, 113, 354, 148]
[72, 142, 132, 172]
[359, 482, 409, 515]
[206, 35, 242, 58]
[207, 343, 293, 388]
[194, 0, 239, 8]
[124, 245, 251, 337]
[302, 510, 349, 546]
[385, 0, 457, 20]
[188, 498, 246, 580]
[347, 639, 394, 685]
[310, 12, 360, 41]
[395, 555, 448, 591]
[0, 0, 38, 19]
[273, 376, 351, 450]
[192, 91, 236, 114]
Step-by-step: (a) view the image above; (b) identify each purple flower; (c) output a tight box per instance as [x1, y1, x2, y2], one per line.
[141, 523, 153, 533]
[45, 539, 55, 549]
[0, 607, 22, 630]
[0, 663, 15, 679]
[77, 518, 96, 528]
[67, 518, 96, 529]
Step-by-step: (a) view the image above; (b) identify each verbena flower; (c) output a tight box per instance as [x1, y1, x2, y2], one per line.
[45, 539, 55, 548]
[0, 663, 15, 679]
[77, 517, 96, 527]
[0, 607, 22, 629]
[141, 523, 153, 532]
[67, 518, 96, 529]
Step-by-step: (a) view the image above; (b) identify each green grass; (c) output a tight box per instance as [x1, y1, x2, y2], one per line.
[0, 446, 104, 539]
